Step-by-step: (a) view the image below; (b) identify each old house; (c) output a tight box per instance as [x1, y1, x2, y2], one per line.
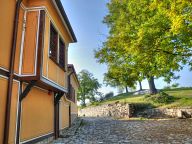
[0, 0, 79, 143]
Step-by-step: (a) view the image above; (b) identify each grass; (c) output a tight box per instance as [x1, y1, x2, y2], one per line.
[89, 88, 192, 109]
[161, 89, 192, 108]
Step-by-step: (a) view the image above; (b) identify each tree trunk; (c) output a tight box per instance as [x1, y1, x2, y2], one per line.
[148, 76, 157, 94]
[82, 99, 86, 107]
[82, 94, 86, 106]
[139, 81, 142, 91]
[125, 86, 128, 93]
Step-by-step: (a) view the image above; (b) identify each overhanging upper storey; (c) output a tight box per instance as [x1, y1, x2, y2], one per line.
[2, 0, 78, 93]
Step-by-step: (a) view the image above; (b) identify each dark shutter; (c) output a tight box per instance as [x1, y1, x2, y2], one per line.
[59, 38, 65, 68]
[73, 88, 75, 102]
[49, 24, 58, 61]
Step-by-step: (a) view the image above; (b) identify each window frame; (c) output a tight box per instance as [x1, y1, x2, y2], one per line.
[49, 23, 58, 63]
[49, 22, 66, 71]
[59, 37, 65, 70]
[69, 84, 76, 103]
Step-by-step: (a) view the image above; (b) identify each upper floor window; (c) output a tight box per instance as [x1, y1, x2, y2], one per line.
[69, 84, 76, 103]
[49, 22, 66, 71]
[49, 24, 58, 62]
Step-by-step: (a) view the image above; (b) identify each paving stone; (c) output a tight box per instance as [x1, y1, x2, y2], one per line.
[51, 117, 192, 144]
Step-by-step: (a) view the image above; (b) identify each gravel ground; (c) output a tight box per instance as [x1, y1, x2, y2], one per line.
[53, 117, 192, 144]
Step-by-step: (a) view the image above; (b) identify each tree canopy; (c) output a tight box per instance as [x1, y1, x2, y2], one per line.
[77, 70, 102, 106]
[103, 63, 138, 93]
[95, 0, 192, 94]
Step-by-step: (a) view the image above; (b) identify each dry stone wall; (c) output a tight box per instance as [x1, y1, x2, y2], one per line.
[140, 108, 192, 118]
[78, 102, 134, 118]
[79, 102, 192, 119]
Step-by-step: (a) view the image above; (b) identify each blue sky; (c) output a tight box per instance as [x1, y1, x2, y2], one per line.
[62, 0, 192, 94]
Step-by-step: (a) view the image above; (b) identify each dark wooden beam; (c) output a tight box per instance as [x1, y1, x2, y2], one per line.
[0, 69, 9, 77]
[19, 80, 36, 101]
[36, 10, 45, 78]
[4, 0, 23, 143]
[69, 104, 71, 127]
[54, 92, 64, 105]
[54, 92, 59, 139]
[16, 82, 22, 144]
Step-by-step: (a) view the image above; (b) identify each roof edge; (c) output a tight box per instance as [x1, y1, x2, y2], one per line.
[53, 0, 77, 43]
[68, 64, 80, 87]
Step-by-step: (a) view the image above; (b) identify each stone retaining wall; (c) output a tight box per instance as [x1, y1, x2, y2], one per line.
[79, 102, 192, 119]
[141, 108, 192, 118]
[78, 102, 134, 118]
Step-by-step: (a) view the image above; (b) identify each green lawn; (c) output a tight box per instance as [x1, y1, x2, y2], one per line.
[90, 88, 192, 108]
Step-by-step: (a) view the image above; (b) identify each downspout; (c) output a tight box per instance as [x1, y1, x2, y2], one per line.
[54, 93, 59, 139]
[4, 0, 23, 144]
[69, 104, 71, 127]
[54, 92, 64, 139]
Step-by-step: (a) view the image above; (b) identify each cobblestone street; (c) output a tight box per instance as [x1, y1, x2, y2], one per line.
[53, 117, 192, 144]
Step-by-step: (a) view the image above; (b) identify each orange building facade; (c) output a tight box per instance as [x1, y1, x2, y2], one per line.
[0, 0, 79, 143]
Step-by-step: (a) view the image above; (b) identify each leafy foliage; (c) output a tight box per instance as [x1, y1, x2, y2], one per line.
[77, 70, 102, 106]
[163, 83, 180, 90]
[95, 0, 192, 94]
[103, 63, 138, 92]
[104, 91, 114, 99]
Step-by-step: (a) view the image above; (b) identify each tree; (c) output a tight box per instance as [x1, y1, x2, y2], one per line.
[138, 81, 142, 91]
[77, 70, 101, 106]
[95, 0, 192, 94]
[103, 63, 138, 93]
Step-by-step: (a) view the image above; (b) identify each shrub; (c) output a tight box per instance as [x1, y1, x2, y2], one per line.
[144, 94, 151, 98]
[146, 91, 175, 104]
[172, 83, 179, 88]
[163, 83, 179, 90]
[104, 92, 114, 100]
[163, 85, 171, 90]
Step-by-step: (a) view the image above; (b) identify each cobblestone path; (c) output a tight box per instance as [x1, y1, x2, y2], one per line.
[53, 117, 192, 144]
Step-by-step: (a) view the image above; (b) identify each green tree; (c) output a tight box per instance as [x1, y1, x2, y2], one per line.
[77, 70, 101, 106]
[95, 0, 192, 94]
[103, 63, 138, 93]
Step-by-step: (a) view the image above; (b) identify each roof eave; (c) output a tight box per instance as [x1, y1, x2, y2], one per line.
[52, 0, 77, 43]
[68, 64, 80, 87]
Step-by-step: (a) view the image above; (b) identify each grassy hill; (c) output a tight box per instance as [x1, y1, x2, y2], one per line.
[90, 88, 192, 109]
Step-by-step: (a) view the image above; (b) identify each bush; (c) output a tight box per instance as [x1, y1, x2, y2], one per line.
[104, 92, 114, 100]
[163, 83, 179, 90]
[144, 94, 151, 98]
[146, 91, 175, 104]
[172, 83, 179, 88]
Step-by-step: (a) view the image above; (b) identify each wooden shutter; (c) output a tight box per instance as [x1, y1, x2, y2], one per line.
[59, 38, 65, 69]
[49, 24, 58, 62]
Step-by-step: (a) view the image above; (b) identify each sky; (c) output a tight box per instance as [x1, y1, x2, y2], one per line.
[62, 0, 192, 95]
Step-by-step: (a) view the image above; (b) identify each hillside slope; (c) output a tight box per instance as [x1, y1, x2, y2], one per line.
[90, 88, 192, 109]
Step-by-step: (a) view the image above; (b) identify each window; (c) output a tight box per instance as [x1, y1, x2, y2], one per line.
[49, 24, 58, 62]
[69, 84, 75, 102]
[49, 22, 66, 71]
[59, 38, 65, 69]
